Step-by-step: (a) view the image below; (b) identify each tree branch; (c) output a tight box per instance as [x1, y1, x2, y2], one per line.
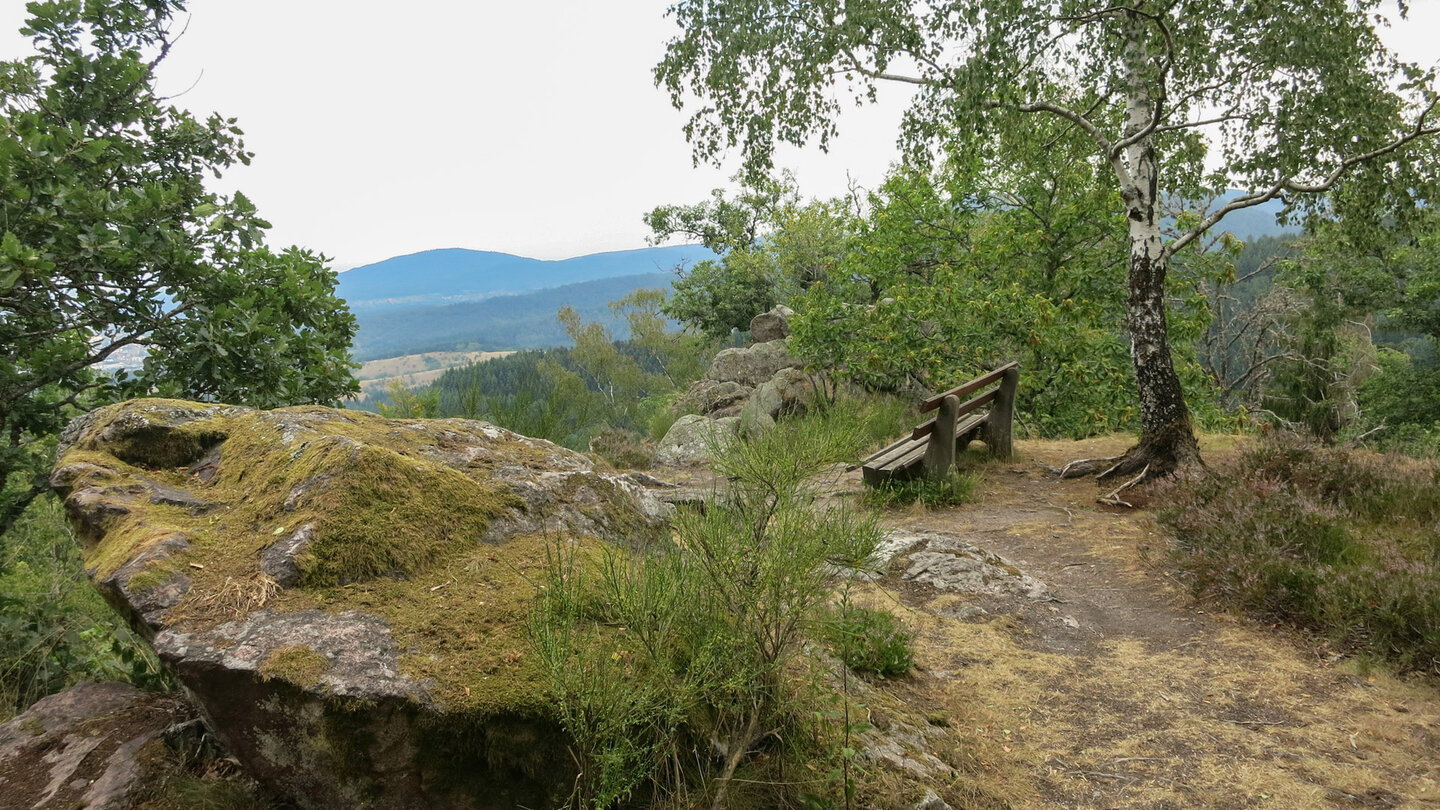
[1166, 98, 1438, 257]
[1284, 96, 1440, 193]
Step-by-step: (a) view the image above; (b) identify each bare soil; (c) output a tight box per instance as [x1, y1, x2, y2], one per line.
[853, 435, 1440, 809]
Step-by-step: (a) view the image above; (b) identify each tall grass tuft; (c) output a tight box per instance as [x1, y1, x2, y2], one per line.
[531, 417, 885, 808]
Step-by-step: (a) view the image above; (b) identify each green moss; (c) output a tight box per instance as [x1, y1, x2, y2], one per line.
[298, 445, 515, 586]
[258, 645, 330, 688]
[291, 532, 568, 715]
[87, 523, 194, 585]
[57, 399, 660, 720]
[76, 399, 231, 470]
[124, 565, 178, 593]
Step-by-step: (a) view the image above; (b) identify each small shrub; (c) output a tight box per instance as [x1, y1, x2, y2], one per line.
[820, 601, 915, 678]
[865, 471, 980, 509]
[1157, 433, 1440, 671]
[587, 427, 655, 470]
[531, 419, 884, 808]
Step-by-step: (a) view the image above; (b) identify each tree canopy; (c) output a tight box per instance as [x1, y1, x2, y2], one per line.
[0, 0, 358, 532]
[657, 0, 1440, 476]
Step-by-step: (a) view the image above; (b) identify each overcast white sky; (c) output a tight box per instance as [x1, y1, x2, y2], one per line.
[2, 1, 1437, 269]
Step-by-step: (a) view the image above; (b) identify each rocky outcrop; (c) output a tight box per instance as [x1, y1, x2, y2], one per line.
[654, 414, 741, 467]
[737, 366, 812, 432]
[51, 399, 674, 809]
[672, 379, 750, 418]
[658, 333, 813, 465]
[0, 681, 199, 809]
[704, 339, 799, 387]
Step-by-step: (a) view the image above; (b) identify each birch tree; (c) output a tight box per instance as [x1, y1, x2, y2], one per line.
[656, 0, 1439, 478]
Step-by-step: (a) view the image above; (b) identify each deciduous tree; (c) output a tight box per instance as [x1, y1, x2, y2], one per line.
[0, 0, 357, 534]
[657, 0, 1439, 477]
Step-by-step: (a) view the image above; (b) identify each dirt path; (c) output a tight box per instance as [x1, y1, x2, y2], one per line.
[853, 436, 1440, 809]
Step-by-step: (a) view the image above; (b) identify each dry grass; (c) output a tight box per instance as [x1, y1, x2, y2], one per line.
[855, 434, 1440, 808]
[178, 573, 281, 621]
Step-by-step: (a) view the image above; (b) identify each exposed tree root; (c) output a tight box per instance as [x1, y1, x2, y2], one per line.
[1048, 456, 1124, 479]
[1053, 420, 1204, 497]
[1098, 464, 1149, 508]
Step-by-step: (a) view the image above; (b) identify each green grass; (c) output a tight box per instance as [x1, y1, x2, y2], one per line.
[864, 470, 981, 509]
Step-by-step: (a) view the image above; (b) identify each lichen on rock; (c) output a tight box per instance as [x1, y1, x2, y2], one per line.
[51, 398, 673, 809]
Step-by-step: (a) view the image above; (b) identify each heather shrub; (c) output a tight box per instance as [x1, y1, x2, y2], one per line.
[1157, 433, 1440, 671]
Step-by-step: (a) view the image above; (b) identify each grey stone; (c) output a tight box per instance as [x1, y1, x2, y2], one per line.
[673, 379, 752, 416]
[914, 788, 955, 810]
[738, 366, 812, 426]
[749, 304, 794, 342]
[98, 530, 193, 631]
[655, 414, 740, 466]
[0, 681, 199, 810]
[261, 523, 314, 588]
[901, 533, 1050, 600]
[740, 410, 776, 437]
[147, 481, 218, 511]
[154, 609, 426, 704]
[704, 339, 800, 387]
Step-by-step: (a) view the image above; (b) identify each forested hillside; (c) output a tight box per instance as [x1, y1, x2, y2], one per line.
[351, 273, 673, 360]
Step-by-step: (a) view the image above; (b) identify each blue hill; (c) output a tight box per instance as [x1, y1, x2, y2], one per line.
[351, 273, 676, 361]
[337, 245, 719, 310]
[1192, 192, 1296, 241]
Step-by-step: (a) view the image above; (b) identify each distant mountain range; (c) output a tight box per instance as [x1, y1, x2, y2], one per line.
[350, 273, 674, 361]
[337, 245, 720, 311]
[1180, 192, 1295, 241]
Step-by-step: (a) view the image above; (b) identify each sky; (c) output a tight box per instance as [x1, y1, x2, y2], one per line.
[2, 1, 1437, 270]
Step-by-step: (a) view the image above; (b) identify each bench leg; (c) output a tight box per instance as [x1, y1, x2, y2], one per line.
[923, 394, 960, 482]
[988, 366, 1018, 460]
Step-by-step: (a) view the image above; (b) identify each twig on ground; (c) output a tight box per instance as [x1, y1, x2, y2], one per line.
[1222, 718, 1286, 727]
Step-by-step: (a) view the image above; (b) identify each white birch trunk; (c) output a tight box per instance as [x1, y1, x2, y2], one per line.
[1110, 11, 1201, 475]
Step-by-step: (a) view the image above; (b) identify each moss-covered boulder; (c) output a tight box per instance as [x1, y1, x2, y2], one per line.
[50, 399, 673, 809]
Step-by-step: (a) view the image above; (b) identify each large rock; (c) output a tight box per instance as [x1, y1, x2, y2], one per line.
[738, 367, 813, 431]
[655, 414, 740, 467]
[672, 379, 752, 418]
[703, 339, 800, 387]
[51, 399, 675, 810]
[749, 304, 794, 342]
[0, 681, 198, 809]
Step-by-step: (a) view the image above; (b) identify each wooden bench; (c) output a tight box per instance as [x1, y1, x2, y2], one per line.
[859, 362, 1019, 486]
